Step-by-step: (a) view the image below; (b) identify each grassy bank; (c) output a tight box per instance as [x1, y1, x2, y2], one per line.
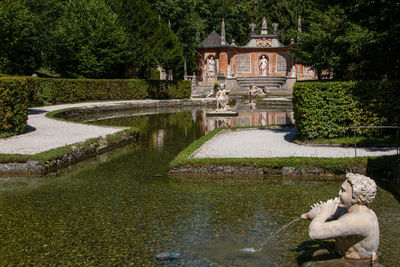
[170, 127, 399, 179]
[0, 127, 140, 175]
[0, 106, 141, 176]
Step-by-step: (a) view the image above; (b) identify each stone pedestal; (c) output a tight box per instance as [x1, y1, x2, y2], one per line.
[300, 249, 383, 267]
[283, 76, 296, 91]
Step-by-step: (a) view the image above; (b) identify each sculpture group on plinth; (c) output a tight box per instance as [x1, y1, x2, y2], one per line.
[206, 83, 238, 116]
[247, 85, 266, 97]
[301, 173, 380, 266]
[216, 83, 231, 112]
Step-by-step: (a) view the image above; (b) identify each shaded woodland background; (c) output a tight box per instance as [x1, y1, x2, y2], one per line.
[0, 0, 398, 80]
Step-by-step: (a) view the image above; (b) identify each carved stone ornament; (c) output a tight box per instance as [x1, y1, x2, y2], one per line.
[256, 38, 272, 48]
[249, 23, 256, 32]
[236, 54, 251, 72]
[262, 17, 267, 30]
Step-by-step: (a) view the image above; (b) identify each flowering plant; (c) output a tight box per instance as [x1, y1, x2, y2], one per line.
[213, 81, 219, 90]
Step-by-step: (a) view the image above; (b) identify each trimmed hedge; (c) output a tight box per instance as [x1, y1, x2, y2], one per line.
[0, 77, 191, 137]
[27, 78, 191, 105]
[150, 68, 161, 80]
[0, 78, 29, 137]
[293, 80, 400, 140]
[38, 78, 150, 104]
[0, 77, 191, 107]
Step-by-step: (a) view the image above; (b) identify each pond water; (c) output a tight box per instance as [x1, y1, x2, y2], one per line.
[0, 107, 399, 266]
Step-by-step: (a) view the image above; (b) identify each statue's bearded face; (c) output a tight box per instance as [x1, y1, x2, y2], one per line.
[339, 180, 353, 208]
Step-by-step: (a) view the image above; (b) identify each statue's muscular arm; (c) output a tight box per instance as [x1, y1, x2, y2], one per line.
[309, 210, 369, 240]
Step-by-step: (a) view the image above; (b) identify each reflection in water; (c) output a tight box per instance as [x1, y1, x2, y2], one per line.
[150, 107, 295, 147]
[151, 129, 167, 152]
[201, 109, 294, 134]
[250, 100, 257, 111]
[200, 98, 294, 134]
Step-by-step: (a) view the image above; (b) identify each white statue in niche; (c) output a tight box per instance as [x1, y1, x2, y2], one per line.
[301, 173, 380, 264]
[259, 56, 268, 76]
[208, 56, 215, 74]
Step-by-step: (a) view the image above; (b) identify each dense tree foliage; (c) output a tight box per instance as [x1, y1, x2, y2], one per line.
[106, 0, 183, 78]
[0, 0, 42, 74]
[0, 0, 183, 79]
[48, 0, 130, 78]
[292, 0, 400, 80]
[0, 0, 398, 80]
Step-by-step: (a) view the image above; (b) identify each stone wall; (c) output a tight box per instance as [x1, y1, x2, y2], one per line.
[0, 130, 139, 176]
[169, 164, 344, 179]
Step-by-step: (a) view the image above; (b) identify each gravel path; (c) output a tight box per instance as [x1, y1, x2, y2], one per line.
[0, 100, 179, 155]
[191, 127, 398, 158]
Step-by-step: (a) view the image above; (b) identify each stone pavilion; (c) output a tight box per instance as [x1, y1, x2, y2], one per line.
[189, 17, 317, 96]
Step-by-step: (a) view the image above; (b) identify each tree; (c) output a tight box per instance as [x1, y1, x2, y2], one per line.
[22, 0, 67, 72]
[152, 22, 184, 73]
[291, 5, 372, 80]
[106, 0, 183, 78]
[0, 1, 41, 75]
[48, 0, 129, 78]
[292, 0, 400, 80]
[153, 0, 199, 76]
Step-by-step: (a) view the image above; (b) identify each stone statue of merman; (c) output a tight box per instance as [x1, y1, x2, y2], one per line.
[301, 173, 380, 265]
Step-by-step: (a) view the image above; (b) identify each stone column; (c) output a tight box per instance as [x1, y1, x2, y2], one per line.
[221, 18, 226, 45]
[184, 60, 187, 80]
[192, 72, 197, 86]
[215, 58, 219, 80]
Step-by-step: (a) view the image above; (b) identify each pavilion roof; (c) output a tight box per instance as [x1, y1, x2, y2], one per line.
[202, 31, 222, 47]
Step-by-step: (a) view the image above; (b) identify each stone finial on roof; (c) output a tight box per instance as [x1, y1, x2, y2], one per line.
[196, 28, 200, 43]
[249, 23, 256, 36]
[298, 16, 302, 33]
[272, 23, 279, 35]
[297, 16, 302, 41]
[221, 18, 226, 45]
[261, 17, 268, 34]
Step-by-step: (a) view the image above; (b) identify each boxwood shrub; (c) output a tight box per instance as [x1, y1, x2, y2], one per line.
[293, 80, 400, 140]
[0, 78, 29, 137]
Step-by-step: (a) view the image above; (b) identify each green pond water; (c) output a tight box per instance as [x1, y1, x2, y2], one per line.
[1, 108, 399, 266]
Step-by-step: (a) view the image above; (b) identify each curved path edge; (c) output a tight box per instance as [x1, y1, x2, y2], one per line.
[0, 99, 213, 176]
[0, 99, 213, 155]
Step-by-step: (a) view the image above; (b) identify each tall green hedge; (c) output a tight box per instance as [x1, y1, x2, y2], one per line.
[0, 78, 29, 137]
[293, 80, 400, 140]
[2, 77, 190, 106]
[30, 78, 191, 104]
[0, 77, 191, 137]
